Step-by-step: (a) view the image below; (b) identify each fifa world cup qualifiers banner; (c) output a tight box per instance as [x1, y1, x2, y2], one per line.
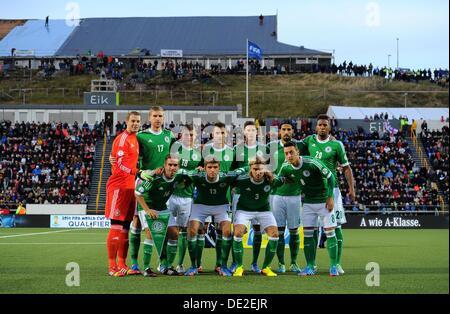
[346, 215, 449, 229]
[0, 215, 50, 228]
[50, 215, 110, 228]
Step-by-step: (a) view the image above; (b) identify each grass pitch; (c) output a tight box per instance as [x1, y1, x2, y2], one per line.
[0, 228, 448, 294]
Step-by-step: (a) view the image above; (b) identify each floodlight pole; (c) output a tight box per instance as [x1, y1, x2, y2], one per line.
[246, 38, 249, 118]
[396, 38, 399, 69]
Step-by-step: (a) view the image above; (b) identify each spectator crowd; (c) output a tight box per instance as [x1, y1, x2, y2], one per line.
[0, 120, 98, 211]
[420, 126, 449, 201]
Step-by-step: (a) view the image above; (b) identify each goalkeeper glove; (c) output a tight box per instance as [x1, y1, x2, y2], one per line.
[138, 170, 155, 181]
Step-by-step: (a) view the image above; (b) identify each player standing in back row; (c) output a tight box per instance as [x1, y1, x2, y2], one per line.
[267, 120, 308, 273]
[201, 122, 235, 272]
[302, 114, 355, 274]
[231, 121, 269, 273]
[168, 124, 202, 274]
[105, 111, 142, 277]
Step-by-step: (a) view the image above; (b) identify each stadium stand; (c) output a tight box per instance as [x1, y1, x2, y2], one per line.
[0, 120, 99, 210]
[336, 128, 442, 213]
[420, 126, 449, 202]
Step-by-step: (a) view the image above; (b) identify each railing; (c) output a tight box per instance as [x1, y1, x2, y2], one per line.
[411, 131, 431, 170]
[411, 132, 447, 212]
[438, 195, 447, 213]
[95, 133, 107, 214]
[91, 79, 117, 92]
[1, 87, 448, 109]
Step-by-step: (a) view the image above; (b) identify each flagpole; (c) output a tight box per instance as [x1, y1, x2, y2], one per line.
[246, 38, 249, 118]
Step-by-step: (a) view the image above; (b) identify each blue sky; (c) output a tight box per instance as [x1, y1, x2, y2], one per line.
[2, 0, 448, 69]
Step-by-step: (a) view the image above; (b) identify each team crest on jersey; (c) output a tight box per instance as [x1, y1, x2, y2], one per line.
[312, 144, 316, 147]
[322, 168, 329, 175]
[264, 185, 271, 192]
[117, 150, 124, 157]
[325, 146, 332, 153]
[303, 170, 310, 177]
[151, 221, 164, 232]
[246, 187, 252, 191]
[256, 150, 263, 157]
[219, 183, 227, 188]
[192, 154, 198, 161]
[224, 155, 230, 161]
[164, 136, 170, 143]
[114, 209, 121, 217]
[158, 187, 164, 190]
[138, 187, 145, 193]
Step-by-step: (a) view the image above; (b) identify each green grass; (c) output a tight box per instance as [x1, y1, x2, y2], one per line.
[0, 228, 448, 294]
[0, 73, 447, 118]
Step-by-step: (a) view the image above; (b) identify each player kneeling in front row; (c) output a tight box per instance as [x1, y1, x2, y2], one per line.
[282, 142, 339, 276]
[232, 158, 290, 277]
[184, 156, 246, 277]
[134, 154, 184, 277]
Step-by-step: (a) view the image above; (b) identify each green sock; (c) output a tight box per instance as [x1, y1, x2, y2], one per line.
[262, 237, 278, 269]
[312, 229, 319, 266]
[303, 236, 316, 268]
[232, 237, 244, 267]
[276, 232, 285, 265]
[129, 228, 141, 266]
[335, 226, 344, 265]
[220, 237, 232, 267]
[143, 239, 153, 269]
[196, 235, 205, 268]
[326, 234, 338, 267]
[165, 240, 178, 267]
[159, 238, 168, 267]
[187, 237, 197, 268]
[252, 232, 262, 265]
[215, 233, 222, 267]
[289, 230, 300, 265]
[231, 242, 236, 264]
[177, 231, 188, 266]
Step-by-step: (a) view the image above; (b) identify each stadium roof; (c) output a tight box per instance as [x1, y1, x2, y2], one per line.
[0, 20, 76, 57]
[327, 105, 449, 121]
[55, 15, 330, 57]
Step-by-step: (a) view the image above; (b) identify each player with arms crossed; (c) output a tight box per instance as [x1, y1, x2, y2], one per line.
[302, 114, 355, 274]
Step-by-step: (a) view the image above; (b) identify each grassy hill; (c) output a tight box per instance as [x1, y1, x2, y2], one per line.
[0, 71, 448, 118]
